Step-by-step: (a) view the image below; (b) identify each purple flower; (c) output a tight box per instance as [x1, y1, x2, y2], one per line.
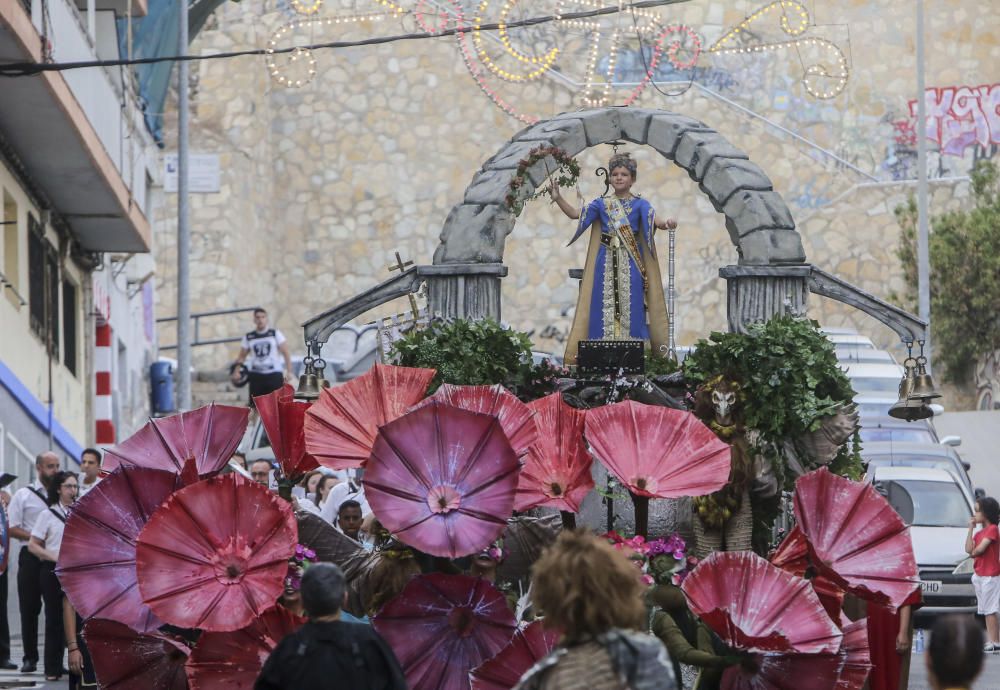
[304, 548, 316, 560]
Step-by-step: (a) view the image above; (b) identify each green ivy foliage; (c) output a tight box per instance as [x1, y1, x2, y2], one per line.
[684, 315, 856, 442]
[894, 160, 1000, 384]
[390, 318, 560, 400]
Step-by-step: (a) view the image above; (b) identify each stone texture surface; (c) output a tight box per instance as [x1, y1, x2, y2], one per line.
[150, 0, 992, 410]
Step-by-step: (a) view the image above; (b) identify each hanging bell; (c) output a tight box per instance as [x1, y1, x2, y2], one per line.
[908, 356, 942, 401]
[295, 372, 322, 401]
[889, 359, 933, 421]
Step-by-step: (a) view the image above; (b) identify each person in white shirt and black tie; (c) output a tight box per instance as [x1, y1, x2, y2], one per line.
[29, 471, 78, 682]
[8, 452, 60, 674]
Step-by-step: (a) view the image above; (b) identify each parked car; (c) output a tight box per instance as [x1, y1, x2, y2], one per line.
[866, 465, 977, 621]
[836, 348, 897, 365]
[861, 441, 981, 499]
[842, 362, 905, 396]
[858, 416, 939, 445]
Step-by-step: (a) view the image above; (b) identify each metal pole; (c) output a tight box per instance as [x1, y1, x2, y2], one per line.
[667, 226, 676, 359]
[916, 0, 932, 362]
[176, 0, 192, 411]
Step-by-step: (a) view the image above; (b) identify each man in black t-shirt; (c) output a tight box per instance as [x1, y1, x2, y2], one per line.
[255, 564, 407, 690]
[232, 308, 293, 405]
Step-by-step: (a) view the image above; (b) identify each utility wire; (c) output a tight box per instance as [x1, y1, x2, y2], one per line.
[0, 0, 688, 77]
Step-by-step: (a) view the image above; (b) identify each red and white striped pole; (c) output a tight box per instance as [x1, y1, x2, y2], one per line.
[94, 323, 115, 445]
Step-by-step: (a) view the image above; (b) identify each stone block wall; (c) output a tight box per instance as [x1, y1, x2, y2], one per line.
[152, 0, 998, 407]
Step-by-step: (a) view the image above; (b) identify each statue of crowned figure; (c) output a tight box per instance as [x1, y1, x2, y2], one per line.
[550, 152, 677, 366]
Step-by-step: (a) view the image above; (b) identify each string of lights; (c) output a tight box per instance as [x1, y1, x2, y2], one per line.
[0, 0, 688, 77]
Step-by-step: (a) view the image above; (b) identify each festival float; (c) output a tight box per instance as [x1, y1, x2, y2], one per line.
[50, 106, 938, 690]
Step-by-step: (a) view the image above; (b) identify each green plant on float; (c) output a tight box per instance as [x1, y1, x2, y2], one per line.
[682, 315, 862, 550]
[390, 318, 562, 402]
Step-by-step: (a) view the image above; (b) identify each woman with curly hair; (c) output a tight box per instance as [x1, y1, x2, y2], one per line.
[515, 530, 676, 690]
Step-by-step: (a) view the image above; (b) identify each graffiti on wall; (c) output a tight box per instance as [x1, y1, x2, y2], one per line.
[910, 83, 1000, 157]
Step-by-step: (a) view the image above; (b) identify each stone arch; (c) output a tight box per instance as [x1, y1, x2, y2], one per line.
[433, 107, 806, 267]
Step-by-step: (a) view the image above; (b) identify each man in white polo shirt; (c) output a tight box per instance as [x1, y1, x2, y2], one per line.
[77, 448, 102, 499]
[231, 308, 292, 407]
[8, 451, 60, 674]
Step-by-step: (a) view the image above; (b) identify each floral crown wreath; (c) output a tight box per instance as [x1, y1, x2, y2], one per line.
[608, 153, 638, 180]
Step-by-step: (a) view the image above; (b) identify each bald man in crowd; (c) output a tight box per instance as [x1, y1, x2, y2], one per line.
[9, 451, 61, 674]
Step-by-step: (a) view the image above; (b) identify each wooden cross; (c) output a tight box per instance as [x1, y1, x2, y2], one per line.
[388, 251, 420, 316]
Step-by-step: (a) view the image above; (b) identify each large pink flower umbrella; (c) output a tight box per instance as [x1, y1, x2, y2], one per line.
[585, 401, 731, 536]
[103, 404, 248, 480]
[793, 468, 919, 611]
[770, 526, 846, 625]
[373, 574, 517, 690]
[416, 384, 538, 458]
[681, 551, 843, 655]
[516, 393, 594, 515]
[254, 384, 318, 477]
[364, 401, 520, 558]
[83, 618, 191, 690]
[58, 466, 183, 633]
[720, 619, 872, 690]
[470, 620, 560, 690]
[136, 474, 297, 632]
[304, 363, 436, 469]
[185, 605, 305, 690]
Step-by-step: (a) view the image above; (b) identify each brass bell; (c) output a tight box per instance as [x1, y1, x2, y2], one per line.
[908, 356, 942, 401]
[295, 372, 322, 401]
[889, 359, 933, 421]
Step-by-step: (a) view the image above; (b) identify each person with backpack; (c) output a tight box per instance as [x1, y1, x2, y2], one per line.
[255, 563, 407, 690]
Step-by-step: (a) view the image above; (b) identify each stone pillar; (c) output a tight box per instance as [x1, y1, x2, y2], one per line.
[423, 264, 508, 322]
[719, 265, 811, 333]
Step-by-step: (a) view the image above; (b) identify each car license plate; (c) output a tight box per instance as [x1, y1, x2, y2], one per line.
[920, 580, 942, 594]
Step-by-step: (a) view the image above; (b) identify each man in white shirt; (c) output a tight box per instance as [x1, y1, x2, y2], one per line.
[77, 448, 102, 499]
[231, 308, 292, 406]
[8, 451, 60, 674]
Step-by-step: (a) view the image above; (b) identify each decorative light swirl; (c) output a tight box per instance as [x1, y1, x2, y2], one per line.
[708, 0, 849, 99]
[473, 0, 559, 83]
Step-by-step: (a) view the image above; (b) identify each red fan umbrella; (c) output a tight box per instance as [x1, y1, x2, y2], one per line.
[417, 384, 538, 458]
[185, 605, 305, 690]
[83, 618, 190, 690]
[104, 404, 248, 479]
[720, 619, 871, 690]
[793, 468, 919, 611]
[681, 551, 843, 655]
[255, 384, 318, 477]
[770, 526, 846, 625]
[836, 619, 873, 690]
[58, 467, 184, 633]
[364, 401, 520, 558]
[516, 393, 594, 515]
[470, 620, 560, 690]
[136, 473, 297, 632]
[373, 574, 517, 690]
[304, 363, 436, 470]
[585, 401, 731, 536]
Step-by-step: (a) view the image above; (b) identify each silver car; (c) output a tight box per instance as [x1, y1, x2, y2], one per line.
[867, 465, 977, 620]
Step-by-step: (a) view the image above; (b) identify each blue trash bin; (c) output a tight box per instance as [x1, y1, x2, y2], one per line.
[150, 361, 175, 415]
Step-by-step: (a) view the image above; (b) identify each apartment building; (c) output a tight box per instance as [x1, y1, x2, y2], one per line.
[0, 0, 158, 481]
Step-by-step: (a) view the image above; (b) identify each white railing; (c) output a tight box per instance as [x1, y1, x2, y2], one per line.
[28, 0, 152, 214]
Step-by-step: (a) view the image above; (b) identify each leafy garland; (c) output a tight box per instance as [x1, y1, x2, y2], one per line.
[505, 145, 581, 216]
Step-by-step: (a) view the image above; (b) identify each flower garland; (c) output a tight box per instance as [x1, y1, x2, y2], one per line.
[505, 146, 580, 217]
[284, 543, 317, 592]
[604, 531, 698, 586]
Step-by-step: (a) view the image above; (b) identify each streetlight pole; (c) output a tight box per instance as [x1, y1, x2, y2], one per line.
[177, 0, 192, 411]
[916, 0, 931, 362]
